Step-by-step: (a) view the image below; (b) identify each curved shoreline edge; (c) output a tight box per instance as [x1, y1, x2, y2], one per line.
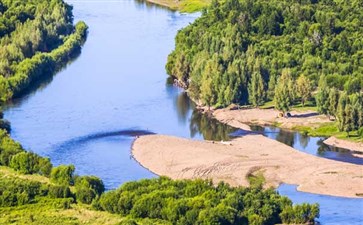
[211, 107, 363, 153]
[132, 134, 363, 198]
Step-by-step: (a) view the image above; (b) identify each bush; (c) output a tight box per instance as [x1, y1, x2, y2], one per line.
[75, 175, 104, 204]
[48, 185, 72, 199]
[50, 165, 75, 185]
[0, 177, 47, 207]
[0, 129, 23, 166]
[280, 203, 320, 224]
[9, 151, 52, 176]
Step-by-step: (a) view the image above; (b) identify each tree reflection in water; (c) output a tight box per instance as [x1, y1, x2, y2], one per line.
[171, 90, 362, 164]
[189, 110, 237, 141]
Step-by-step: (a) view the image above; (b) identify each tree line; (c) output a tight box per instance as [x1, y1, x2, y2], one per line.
[167, 0, 363, 135]
[94, 177, 319, 225]
[166, 0, 363, 106]
[315, 76, 363, 136]
[0, 0, 88, 102]
[0, 127, 319, 224]
[0, 129, 104, 206]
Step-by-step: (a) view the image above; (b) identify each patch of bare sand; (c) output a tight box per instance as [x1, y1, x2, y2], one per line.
[133, 135, 363, 198]
[324, 137, 363, 153]
[213, 108, 329, 129]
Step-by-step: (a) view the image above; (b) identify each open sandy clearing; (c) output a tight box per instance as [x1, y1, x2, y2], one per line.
[132, 134, 363, 198]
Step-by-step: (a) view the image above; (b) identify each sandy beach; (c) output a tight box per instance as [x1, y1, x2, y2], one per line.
[133, 134, 363, 198]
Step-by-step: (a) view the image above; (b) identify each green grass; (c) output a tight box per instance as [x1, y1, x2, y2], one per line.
[247, 171, 266, 188]
[180, 0, 211, 12]
[260, 100, 317, 112]
[0, 199, 125, 225]
[291, 122, 363, 142]
[259, 100, 275, 109]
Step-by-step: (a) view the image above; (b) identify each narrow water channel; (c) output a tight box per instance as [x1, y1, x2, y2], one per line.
[3, 1, 362, 224]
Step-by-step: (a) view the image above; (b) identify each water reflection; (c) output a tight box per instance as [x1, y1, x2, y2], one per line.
[170, 86, 238, 141]
[249, 125, 363, 165]
[134, 0, 176, 11]
[189, 110, 238, 141]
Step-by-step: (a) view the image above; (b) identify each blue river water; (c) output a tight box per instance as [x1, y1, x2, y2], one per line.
[3, 1, 362, 224]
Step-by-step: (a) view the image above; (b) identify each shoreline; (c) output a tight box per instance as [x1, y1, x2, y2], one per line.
[142, 0, 209, 13]
[201, 106, 362, 152]
[324, 136, 363, 153]
[143, 0, 179, 10]
[132, 134, 363, 198]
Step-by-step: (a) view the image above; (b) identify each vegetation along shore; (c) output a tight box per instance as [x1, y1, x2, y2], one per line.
[139, 0, 211, 12]
[0, 0, 322, 224]
[167, 0, 363, 145]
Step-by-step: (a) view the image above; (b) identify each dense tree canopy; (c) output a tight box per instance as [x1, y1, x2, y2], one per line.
[95, 177, 319, 225]
[167, 0, 363, 107]
[0, 0, 88, 102]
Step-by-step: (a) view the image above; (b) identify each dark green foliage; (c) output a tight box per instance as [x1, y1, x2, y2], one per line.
[0, 119, 10, 132]
[75, 175, 105, 204]
[280, 203, 320, 224]
[316, 75, 330, 115]
[0, 0, 88, 102]
[50, 165, 75, 185]
[274, 69, 295, 113]
[167, 0, 363, 107]
[95, 177, 319, 224]
[248, 59, 265, 107]
[327, 88, 339, 119]
[48, 185, 72, 199]
[0, 176, 47, 207]
[10, 152, 52, 176]
[0, 129, 23, 166]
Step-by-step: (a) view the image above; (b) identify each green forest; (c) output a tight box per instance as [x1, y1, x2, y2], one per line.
[0, 0, 322, 224]
[0, 0, 88, 102]
[167, 0, 363, 136]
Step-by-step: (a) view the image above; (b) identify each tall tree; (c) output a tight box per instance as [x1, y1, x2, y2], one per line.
[336, 92, 348, 132]
[316, 75, 329, 116]
[296, 74, 312, 106]
[267, 73, 277, 100]
[274, 69, 295, 114]
[327, 88, 339, 119]
[248, 59, 265, 106]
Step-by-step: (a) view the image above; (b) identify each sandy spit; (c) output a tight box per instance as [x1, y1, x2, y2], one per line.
[324, 137, 363, 153]
[213, 108, 330, 129]
[132, 135, 363, 198]
[212, 107, 363, 152]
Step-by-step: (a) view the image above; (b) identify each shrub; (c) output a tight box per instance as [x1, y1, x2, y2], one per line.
[75, 175, 104, 204]
[48, 185, 72, 198]
[50, 165, 75, 185]
[9, 151, 52, 175]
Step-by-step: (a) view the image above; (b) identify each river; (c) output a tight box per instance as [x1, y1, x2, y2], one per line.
[3, 0, 363, 224]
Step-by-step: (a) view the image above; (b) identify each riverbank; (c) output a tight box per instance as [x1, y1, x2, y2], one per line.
[132, 134, 363, 198]
[324, 137, 363, 153]
[207, 107, 362, 150]
[143, 0, 210, 12]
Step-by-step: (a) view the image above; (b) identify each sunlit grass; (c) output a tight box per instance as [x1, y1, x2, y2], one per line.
[180, 0, 211, 12]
